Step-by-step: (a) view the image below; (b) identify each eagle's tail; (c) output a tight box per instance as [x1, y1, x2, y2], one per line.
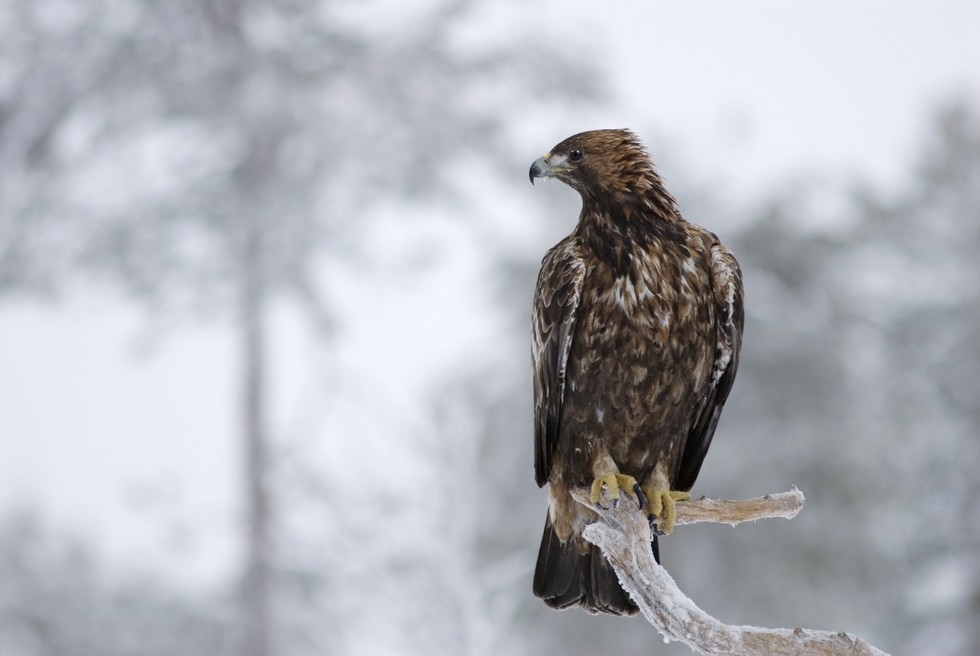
[533, 514, 657, 616]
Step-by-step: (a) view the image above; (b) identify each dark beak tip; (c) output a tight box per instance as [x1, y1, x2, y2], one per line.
[528, 165, 536, 185]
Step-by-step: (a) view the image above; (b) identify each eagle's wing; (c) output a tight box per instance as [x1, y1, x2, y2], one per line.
[675, 241, 745, 491]
[532, 238, 585, 487]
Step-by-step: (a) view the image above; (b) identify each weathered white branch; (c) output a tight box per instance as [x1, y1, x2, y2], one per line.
[673, 487, 805, 527]
[570, 487, 890, 656]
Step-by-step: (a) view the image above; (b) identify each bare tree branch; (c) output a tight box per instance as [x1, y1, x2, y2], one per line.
[570, 487, 891, 656]
[672, 487, 805, 527]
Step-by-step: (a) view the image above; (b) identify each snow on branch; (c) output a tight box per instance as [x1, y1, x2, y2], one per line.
[570, 487, 891, 656]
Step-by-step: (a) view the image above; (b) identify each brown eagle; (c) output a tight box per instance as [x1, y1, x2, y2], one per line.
[528, 129, 744, 615]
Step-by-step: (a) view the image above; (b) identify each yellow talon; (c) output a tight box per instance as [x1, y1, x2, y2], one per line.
[590, 472, 640, 506]
[642, 487, 691, 534]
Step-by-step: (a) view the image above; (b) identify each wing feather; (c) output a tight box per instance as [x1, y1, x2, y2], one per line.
[675, 241, 744, 491]
[532, 238, 585, 487]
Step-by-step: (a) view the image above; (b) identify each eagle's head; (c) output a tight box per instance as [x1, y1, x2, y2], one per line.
[529, 129, 660, 201]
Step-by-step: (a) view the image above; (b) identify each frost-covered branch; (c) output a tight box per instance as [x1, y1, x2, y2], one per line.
[671, 487, 805, 527]
[570, 487, 890, 656]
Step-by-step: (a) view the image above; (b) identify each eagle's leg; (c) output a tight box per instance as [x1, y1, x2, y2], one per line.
[641, 487, 690, 535]
[589, 454, 643, 509]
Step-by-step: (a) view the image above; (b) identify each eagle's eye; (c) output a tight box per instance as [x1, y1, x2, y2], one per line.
[568, 149, 583, 163]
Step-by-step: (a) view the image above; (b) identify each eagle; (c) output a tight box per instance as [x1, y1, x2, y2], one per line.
[528, 129, 744, 615]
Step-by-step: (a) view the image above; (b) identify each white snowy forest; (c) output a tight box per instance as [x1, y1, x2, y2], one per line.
[1, 1, 979, 655]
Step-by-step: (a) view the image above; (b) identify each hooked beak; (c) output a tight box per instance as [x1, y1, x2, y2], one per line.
[529, 153, 568, 185]
[529, 156, 549, 185]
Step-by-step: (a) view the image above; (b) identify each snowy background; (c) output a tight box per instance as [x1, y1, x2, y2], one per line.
[1, 1, 979, 655]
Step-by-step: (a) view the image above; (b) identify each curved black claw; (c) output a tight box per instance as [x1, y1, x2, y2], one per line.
[633, 482, 647, 511]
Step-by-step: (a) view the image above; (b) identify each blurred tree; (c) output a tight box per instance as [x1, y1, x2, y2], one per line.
[840, 100, 980, 655]
[0, 1, 597, 654]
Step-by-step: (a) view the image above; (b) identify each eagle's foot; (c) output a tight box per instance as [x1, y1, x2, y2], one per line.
[642, 487, 690, 535]
[590, 473, 643, 509]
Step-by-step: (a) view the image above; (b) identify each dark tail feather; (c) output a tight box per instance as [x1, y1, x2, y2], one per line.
[533, 515, 656, 616]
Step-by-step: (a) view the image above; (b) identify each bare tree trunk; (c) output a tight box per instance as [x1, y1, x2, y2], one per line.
[240, 232, 271, 656]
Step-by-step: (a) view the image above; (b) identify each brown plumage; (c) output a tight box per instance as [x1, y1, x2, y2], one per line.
[528, 129, 744, 615]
